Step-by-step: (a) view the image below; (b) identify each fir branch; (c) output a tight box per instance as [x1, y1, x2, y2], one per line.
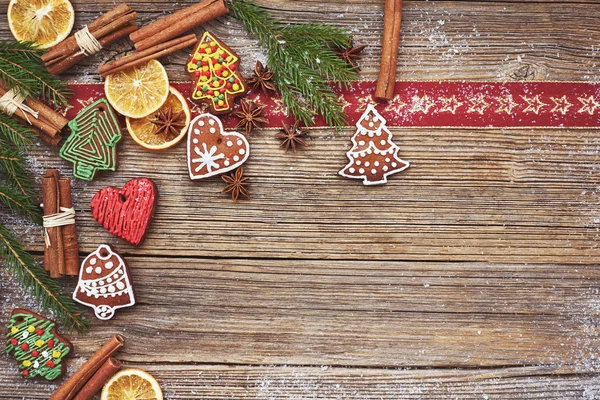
[0, 41, 45, 61]
[0, 225, 88, 333]
[0, 113, 34, 151]
[230, 0, 358, 128]
[0, 41, 70, 106]
[0, 147, 32, 197]
[0, 183, 41, 225]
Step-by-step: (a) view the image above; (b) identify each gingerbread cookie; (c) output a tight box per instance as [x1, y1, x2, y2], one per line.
[187, 113, 250, 180]
[60, 99, 122, 181]
[73, 245, 135, 320]
[187, 31, 246, 114]
[6, 308, 72, 380]
[90, 178, 157, 246]
[339, 104, 409, 185]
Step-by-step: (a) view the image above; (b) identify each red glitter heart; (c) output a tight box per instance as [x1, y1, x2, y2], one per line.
[90, 178, 157, 246]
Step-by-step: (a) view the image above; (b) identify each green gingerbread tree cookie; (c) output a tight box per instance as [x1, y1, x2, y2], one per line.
[6, 309, 72, 380]
[60, 98, 122, 181]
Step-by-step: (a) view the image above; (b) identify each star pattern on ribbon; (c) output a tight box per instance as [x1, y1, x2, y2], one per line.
[409, 95, 435, 114]
[271, 97, 290, 116]
[550, 95, 573, 115]
[467, 94, 490, 115]
[495, 95, 518, 115]
[337, 95, 353, 113]
[521, 95, 547, 114]
[76, 97, 96, 108]
[357, 95, 377, 111]
[577, 96, 600, 115]
[438, 95, 463, 114]
[383, 95, 406, 114]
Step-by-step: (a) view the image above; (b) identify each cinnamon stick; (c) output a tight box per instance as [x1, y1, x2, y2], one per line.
[375, 0, 402, 101]
[35, 128, 62, 147]
[0, 86, 60, 137]
[42, 3, 134, 64]
[41, 170, 64, 278]
[72, 358, 121, 400]
[47, 23, 139, 76]
[50, 335, 125, 400]
[58, 178, 79, 277]
[131, 0, 228, 51]
[26, 97, 69, 131]
[99, 34, 197, 77]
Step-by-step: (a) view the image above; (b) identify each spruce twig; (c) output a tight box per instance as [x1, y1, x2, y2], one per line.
[0, 147, 32, 196]
[230, 0, 358, 128]
[0, 225, 88, 333]
[0, 184, 41, 225]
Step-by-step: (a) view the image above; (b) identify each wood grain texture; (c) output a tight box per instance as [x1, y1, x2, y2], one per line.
[1, 0, 599, 398]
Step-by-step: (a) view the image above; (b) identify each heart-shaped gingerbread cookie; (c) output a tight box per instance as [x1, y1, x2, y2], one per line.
[90, 178, 157, 246]
[187, 113, 250, 180]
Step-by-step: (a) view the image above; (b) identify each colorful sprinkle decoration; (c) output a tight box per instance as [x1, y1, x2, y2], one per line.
[60, 98, 122, 181]
[187, 31, 246, 114]
[5, 309, 72, 380]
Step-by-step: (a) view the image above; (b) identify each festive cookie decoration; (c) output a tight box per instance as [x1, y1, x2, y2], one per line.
[90, 178, 157, 246]
[187, 31, 246, 114]
[339, 104, 409, 185]
[187, 113, 250, 180]
[73, 245, 135, 320]
[6, 308, 72, 380]
[60, 98, 122, 181]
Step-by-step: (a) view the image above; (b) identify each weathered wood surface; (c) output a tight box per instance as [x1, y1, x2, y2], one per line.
[1, 0, 600, 398]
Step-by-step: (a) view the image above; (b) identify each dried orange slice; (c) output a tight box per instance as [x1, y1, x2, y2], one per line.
[101, 368, 163, 400]
[104, 60, 170, 119]
[126, 86, 191, 150]
[7, 0, 74, 49]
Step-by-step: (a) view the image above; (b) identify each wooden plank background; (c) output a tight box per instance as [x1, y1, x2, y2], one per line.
[1, 0, 600, 398]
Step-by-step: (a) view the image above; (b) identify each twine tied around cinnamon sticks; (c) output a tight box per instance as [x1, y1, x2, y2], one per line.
[74, 26, 104, 56]
[42, 207, 76, 248]
[0, 89, 39, 124]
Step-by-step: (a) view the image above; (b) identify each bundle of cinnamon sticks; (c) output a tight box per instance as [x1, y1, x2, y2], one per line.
[42, 3, 138, 75]
[41, 169, 79, 278]
[129, 0, 228, 51]
[0, 84, 68, 146]
[51, 335, 125, 400]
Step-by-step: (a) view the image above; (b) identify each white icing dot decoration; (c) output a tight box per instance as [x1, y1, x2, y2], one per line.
[356, 160, 361, 166]
[224, 160, 230, 166]
[376, 131, 382, 136]
[349, 168, 355, 173]
[209, 119, 215, 125]
[107, 278, 112, 283]
[199, 121, 205, 127]
[209, 127, 216, 134]
[359, 168, 365, 174]
[392, 162, 398, 167]
[366, 149, 373, 154]
[368, 132, 375, 138]
[383, 166, 389, 172]
[371, 169, 377, 174]
[237, 139, 243, 146]
[91, 282, 97, 287]
[33, 361, 39, 369]
[233, 155, 240, 162]
[86, 267, 93, 274]
[381, 140, 386, 145]
[227, 141, 233, 147]
[100, 287, 107, 294]
[369, 122, 374, 128]
[89, 258, 96, 265]
[42, 351, 49, 358]
[116, 281, 125, 290]
[108, 285, 116, 293]
[365, 161, 371, 167]
[105, 262, 114, 269]
[239, 149, 245, 155]
[359, 140, 365, 146]
[194, 128, 201, 135]
[193, 138, 199, 144]
[385, 158, 391, 162]
[95, 267, 102, 274]
[22, 331, 29, 339]
[99, 280, 104, 286]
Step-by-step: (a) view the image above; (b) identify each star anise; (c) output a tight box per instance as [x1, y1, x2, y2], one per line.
[336, 43, 367, 67]
[233, 99, 268, 136]
[150, 107, 186, 141]
[247, 61, 276, 94]
[222, 167, 250, 201]
[276, 120, 308, 153]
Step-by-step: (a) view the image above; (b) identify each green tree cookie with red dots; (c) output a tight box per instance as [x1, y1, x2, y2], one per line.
[187, 31, 247, 114]
[5, 309, 72, 380]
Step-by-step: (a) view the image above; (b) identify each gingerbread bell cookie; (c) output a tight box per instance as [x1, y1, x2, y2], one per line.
[60, 99, 122, 181]
[187, 31, 246, 114]
[339, 104, 409, 185]
[90, 178, 157, 246]
[6, 308, 72, 380]
[73, 245, 135, 320]
[187, 113, 250, 180]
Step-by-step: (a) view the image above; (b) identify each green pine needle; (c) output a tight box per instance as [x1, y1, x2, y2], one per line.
[0, 184, 41, 225]
[0, 113, 35, 151]
[230, 0, 358, 128]
[0, 41, 70, 106]
[0, 225, 88, 333]
[0, 147, 32, 197]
